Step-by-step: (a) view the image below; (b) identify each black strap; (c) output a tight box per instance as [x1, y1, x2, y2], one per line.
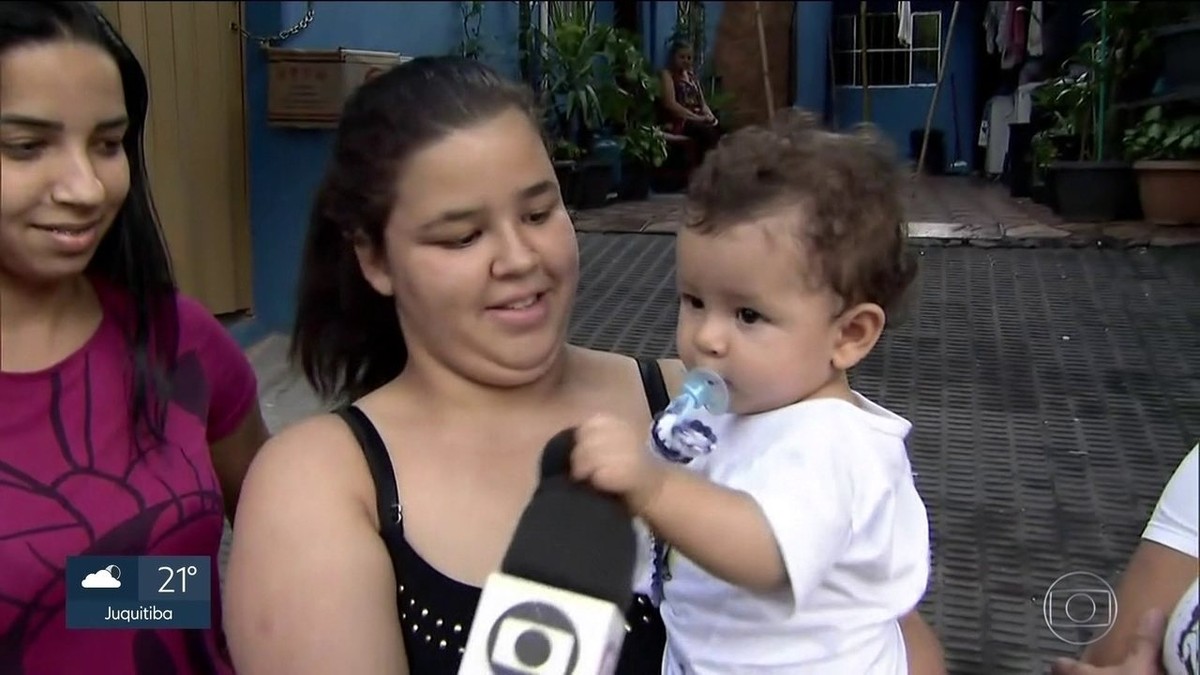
[637, 357, 671, 417]
[336, 361, 668, 532]
[337, 406, 402, 531]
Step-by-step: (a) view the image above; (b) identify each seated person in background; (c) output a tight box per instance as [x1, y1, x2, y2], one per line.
[573, 110, 930, 674]
[659, 41, 721, 159]
[1052, 444, 1198, 675]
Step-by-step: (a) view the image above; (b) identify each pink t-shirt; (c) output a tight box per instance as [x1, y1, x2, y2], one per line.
[0, 277, 257, 674]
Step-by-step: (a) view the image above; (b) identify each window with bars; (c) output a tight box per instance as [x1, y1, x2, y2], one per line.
[832, 11, 942, 88]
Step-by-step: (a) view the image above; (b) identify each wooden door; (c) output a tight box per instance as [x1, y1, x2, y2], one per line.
[713, 2, 796, 130]
[93, 2, 252, 315]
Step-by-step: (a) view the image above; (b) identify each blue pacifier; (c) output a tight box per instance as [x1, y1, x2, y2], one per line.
[667, 367, 730, 418]
[650, 368, 729, 463]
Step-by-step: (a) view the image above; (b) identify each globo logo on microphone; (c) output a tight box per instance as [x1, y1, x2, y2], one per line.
[485, 601, 581, 674]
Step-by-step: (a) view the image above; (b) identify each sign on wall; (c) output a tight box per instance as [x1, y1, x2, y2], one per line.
[266, 48, 412, 128]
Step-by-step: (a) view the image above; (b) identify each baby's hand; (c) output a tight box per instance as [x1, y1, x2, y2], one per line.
[571, 414, 666, 514]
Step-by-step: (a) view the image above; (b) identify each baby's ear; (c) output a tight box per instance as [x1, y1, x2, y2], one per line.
[831, 302, 886, 371]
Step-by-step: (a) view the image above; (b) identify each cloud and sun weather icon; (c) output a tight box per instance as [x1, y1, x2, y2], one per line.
[67, 556, 214, 629]
[81, 565, 122, 589]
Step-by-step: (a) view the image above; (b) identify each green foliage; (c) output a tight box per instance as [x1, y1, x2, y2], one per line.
[1124, 106, 1200, 161]
[1031, 0, 1170, 163]
[621, 124, 668, 167]
[538, 7, 611, 142]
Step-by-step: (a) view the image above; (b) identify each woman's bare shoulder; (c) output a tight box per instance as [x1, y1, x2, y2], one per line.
[225, 411, 406, 673]
[240, 412, 377, 517]
[570, 347, 686, 397]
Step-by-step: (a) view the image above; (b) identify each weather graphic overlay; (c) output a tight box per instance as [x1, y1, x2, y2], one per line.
[65, 556, 212, 629]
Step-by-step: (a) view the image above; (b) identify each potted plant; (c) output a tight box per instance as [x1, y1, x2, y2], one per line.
[1123, 105, 1200, 224]
[1033, 72, 1141, 221]
[617, 124, 668, 200]
[552, 139, 585, 207]
[589, 28, 669, 201]
[538, 3, 615, 209]
[1032, 4, 1144, 222]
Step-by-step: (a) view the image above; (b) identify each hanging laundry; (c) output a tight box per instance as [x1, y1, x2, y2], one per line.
[1007, 2, 1028, 66]
[897, 1, 913, 47]
[983, 2, 1009, 56]
[983, 2, 1032, 70]
[1027, 1, 1044, 57]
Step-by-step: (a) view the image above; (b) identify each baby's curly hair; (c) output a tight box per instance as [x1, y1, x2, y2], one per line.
[684, 109, 917, 315]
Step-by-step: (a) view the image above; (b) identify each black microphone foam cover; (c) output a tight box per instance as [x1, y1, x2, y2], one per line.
[501, 426, 637, 613]
[539, 427, 576, 479]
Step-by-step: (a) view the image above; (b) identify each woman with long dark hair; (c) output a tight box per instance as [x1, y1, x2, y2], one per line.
[0, 3, 267, 672]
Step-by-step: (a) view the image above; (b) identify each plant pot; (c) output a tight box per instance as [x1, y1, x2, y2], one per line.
[910, 129, 945, 175]
[553, 159, 579, 208]
[573, 160, 614, 210]
[1133, 160, 1200, 225]
[618, 161, 652, 201]
[1155, 21, 1200, 91]
[1047, 161, 1142, 222]
[1006, 123, 1035, 198]
[1030, 181, 1051, 207]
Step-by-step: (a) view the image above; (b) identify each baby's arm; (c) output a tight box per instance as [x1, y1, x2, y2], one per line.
[639, 464, 791, 592]
[572, 414, 853, 599]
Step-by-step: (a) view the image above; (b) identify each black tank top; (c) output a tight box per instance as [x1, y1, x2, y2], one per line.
[336, 357, 671, 674]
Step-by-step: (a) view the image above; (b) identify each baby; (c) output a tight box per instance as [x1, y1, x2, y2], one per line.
[572, 111, 931, 674]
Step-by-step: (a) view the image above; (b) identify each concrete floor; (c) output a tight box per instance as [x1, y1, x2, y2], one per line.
[224, 234, 1200, 675]
[573, 176, 1200, 247]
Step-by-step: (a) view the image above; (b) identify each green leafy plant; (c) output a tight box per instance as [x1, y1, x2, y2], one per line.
[1123, 106, 1200, 161]
[620, 123, 668, 167]
[537, 5, 613, 150]
[595, 29, 658, 132]
[1031, 1, 1157, 164]
[553, 138, 585, 161]
[1032, 71, 1091, 160]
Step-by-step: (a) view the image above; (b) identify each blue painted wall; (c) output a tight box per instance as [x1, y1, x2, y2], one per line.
[594, 1, 614, 26]
[795, 2, 834, 116]
[829, 0, 979, 170]
[243, 2, 520, 333]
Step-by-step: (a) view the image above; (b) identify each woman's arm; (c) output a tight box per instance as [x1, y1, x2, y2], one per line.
[210, 402, 270, 521]
[1079, 540, 1196, 666]
[1052, 609, 1168, 675]
[902, 610, 948, 675]
[693, 75, 716, 120]
[1080, 446, 1198, 667]
[223, 415, 408, 674]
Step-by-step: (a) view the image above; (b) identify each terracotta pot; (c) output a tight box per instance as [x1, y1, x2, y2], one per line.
[1133, 160, 1200, 225]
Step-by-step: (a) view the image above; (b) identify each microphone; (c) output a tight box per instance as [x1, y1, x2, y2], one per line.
[458, 427, 637, 675]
